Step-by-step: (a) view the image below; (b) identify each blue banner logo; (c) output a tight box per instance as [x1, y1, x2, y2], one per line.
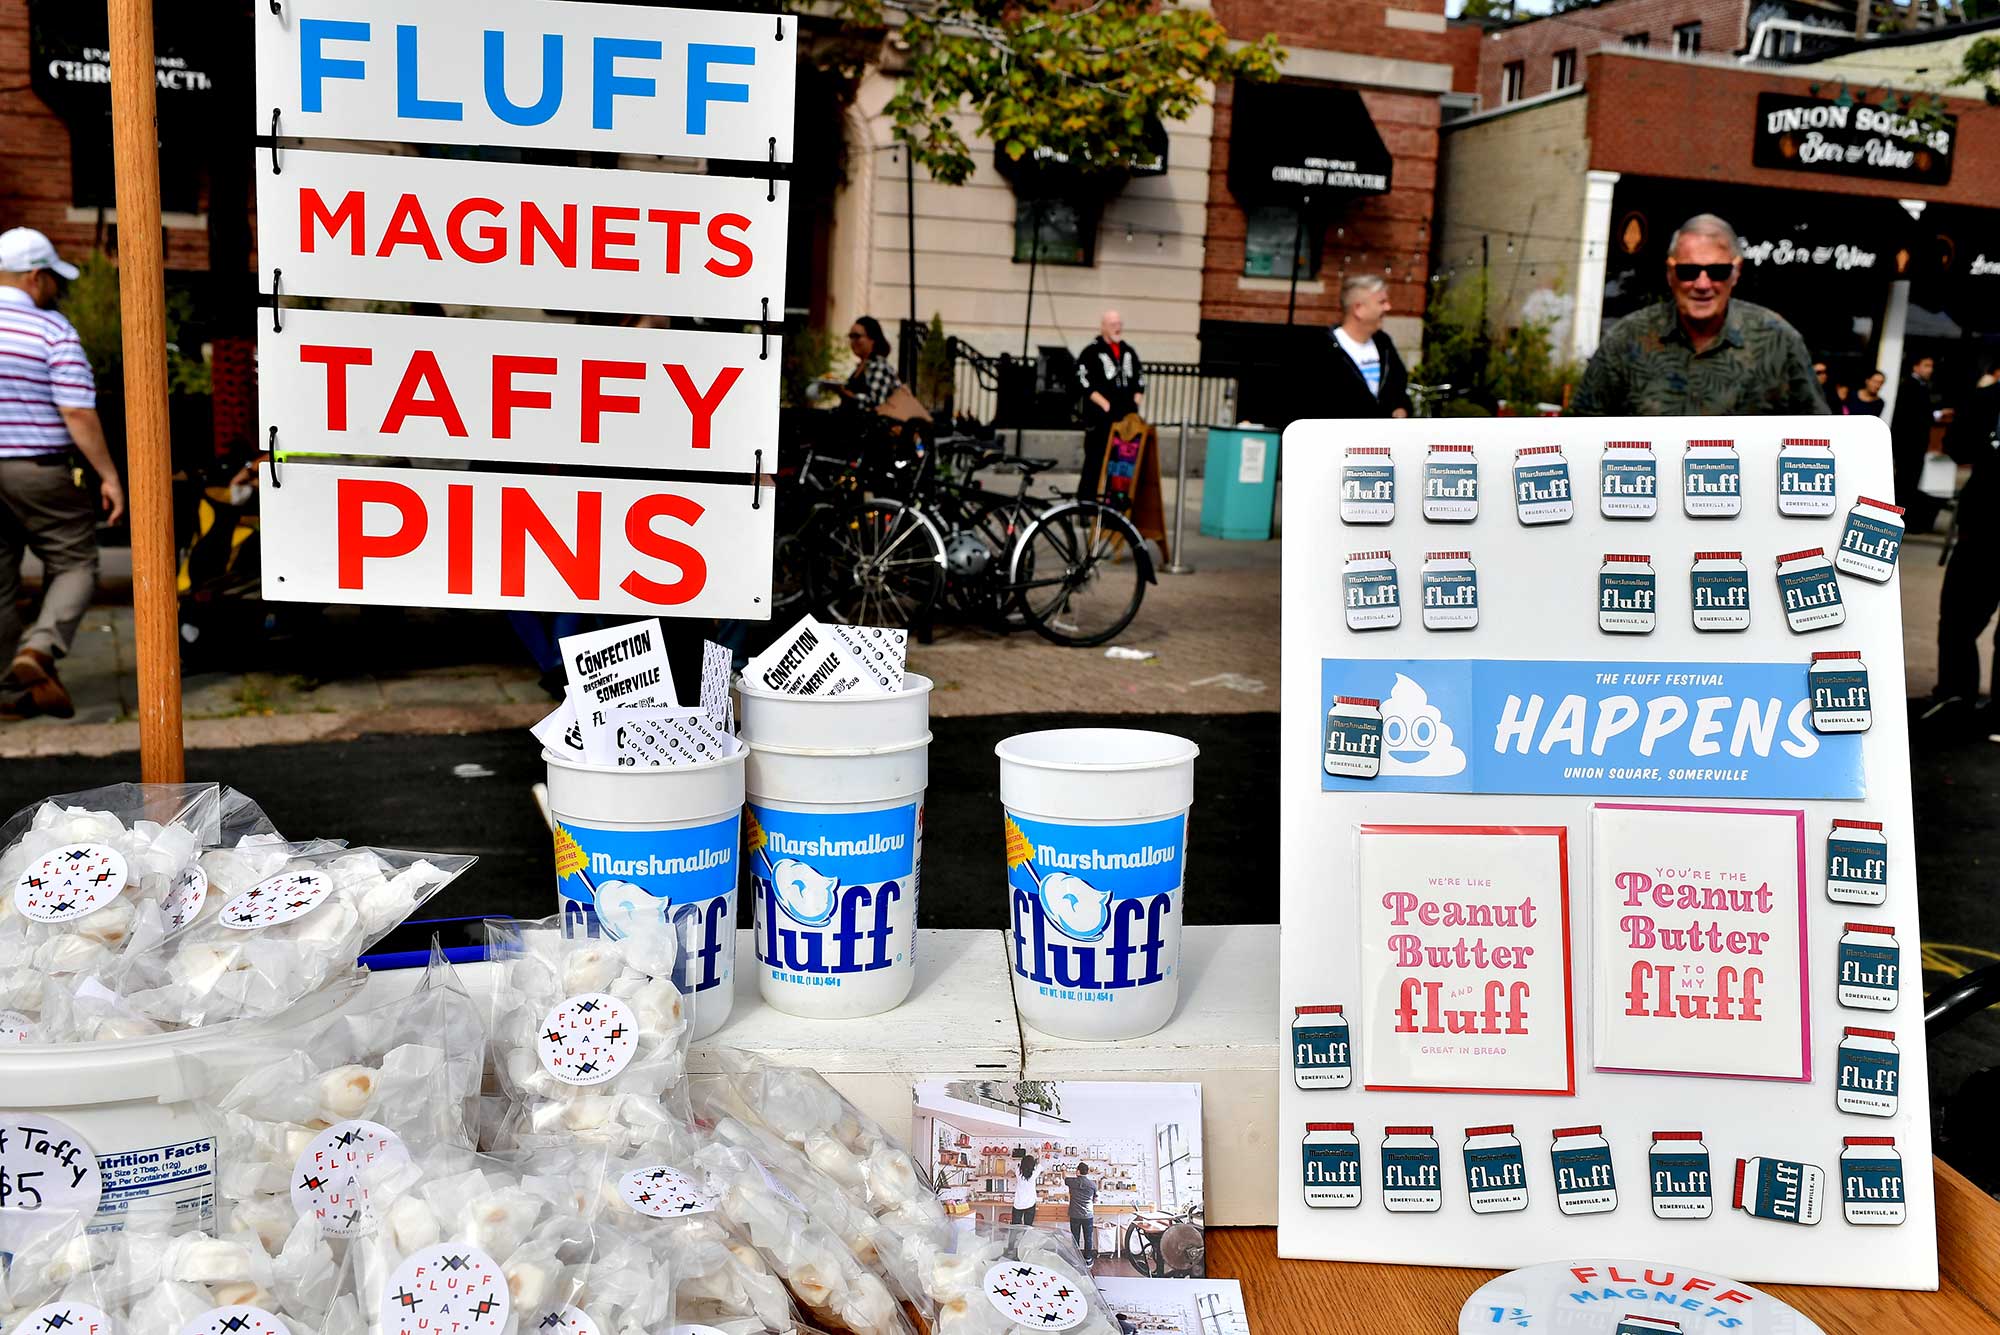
[557, 813, 738, 994]
[751, 802, 917, 977]
[1319, 658, 1865, 797]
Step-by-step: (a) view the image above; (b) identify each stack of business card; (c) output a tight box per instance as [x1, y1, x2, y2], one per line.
[529, 618, 743, 769]
[741, 615, 908, 698]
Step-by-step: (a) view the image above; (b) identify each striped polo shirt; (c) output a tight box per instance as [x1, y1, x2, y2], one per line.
[0, 285, 95, 457]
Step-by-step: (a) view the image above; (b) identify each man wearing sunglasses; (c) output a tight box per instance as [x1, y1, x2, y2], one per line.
[1571, 213, 1828, 418]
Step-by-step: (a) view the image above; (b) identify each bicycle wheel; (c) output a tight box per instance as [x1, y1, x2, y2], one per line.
[806, 499, 947, 630]
[1011, 501, 1150, 647]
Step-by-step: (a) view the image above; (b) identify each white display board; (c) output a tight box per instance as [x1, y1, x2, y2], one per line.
[261, 308, 776, 474]
[258, 150, 788, 319]
[257, 0, 797, 162]
[1277, 417, 1935, 1289]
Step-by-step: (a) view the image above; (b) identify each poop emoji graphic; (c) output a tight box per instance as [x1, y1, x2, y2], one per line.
[1040, 871, 1113, 942]
[1379, 673, 1467, 777]
[771, 858, 839, 927]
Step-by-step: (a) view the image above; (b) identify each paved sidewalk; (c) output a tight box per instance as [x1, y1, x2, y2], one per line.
[3, 477, 1284, 758]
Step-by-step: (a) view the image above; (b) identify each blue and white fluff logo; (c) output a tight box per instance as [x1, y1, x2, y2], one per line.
[1040, 871, 1113, 942]
[772, 858, 840, 927]
[594, 879, 662, 939]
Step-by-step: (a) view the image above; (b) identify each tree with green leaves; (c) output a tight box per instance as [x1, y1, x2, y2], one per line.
[837, 0, 1284, 186]
[1953, 33, 2000, 106]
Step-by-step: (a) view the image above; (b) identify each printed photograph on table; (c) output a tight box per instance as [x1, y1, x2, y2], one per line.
[1591, 804, 1811, 1081]
[913, 1080, 1205, 1280]
[1092, 1277, 1249, 1335]
[1356, 825, 1574, 1094]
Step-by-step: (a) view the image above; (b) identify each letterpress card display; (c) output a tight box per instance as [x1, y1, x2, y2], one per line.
[1356, 826, 1574, 1095]
[1592, 804, 1810, 1082]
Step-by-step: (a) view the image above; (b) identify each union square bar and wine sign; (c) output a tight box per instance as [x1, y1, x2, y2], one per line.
[1753, 91, 1955, 186]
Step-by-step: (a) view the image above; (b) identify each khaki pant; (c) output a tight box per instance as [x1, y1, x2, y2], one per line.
[0, 456, 99, 663]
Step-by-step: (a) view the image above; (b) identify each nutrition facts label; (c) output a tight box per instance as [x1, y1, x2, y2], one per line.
[94, 1136, 216, 1232]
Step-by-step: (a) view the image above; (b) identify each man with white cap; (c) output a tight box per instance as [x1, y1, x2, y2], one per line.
[0, 227, 124, 719]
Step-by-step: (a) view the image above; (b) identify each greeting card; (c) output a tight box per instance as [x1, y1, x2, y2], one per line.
[1592, 803, 1810, 1081]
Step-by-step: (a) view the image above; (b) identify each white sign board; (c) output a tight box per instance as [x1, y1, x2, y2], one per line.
[260, 308, 775, 474]
[258, 150, 787, 319]
[260, 461, 774, 618]
[1279, 417, 1934, 1288]
[257, 0, 796, 162]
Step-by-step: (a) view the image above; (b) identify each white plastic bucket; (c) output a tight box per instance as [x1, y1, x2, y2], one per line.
[0, 973, 366, 1240]
[739, 675, 931, 1020]
[545, 747, 745, 1040]
[996, 728, 1199, 1042]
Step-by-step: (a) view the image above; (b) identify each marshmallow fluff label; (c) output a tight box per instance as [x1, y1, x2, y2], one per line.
[619, 1164, 719, 1217]
[1836, 1027, 1899, 1117]
[982, 1262, 1090, 1331]
[1421, 552, 1478, 631]
[750, 802, 918, 984]
[1809, 651, 1872, 733]
[1775, 548, 1846, 633]
[1682, 440, 1742, 517]
[1551, 1126, 1617, 1215]
[1826, 819, 1888, 905]
[535, 993, 640, 1085]
[1292, 1005, 1352, 1089]
[555, 812, 739, 998]
[1835, 496, 1905, 583]
[1648, 1131, 1712, 1218]
[1381, 1127, 1443, 1212]
[220, 869, 334, 929]
[1462, 1126, 1528, 1214]
[1302, 1124, 1362, 1207]
[1599, 441, 1658, 518]
[180, 1308, 292, 1335]
[379, 1243, 509, 1335]
[1841, 1137, 1905, 1225]
[1005, 811, 1183, 1003]
[1513, 446, 1573, 525]
[1344, 551, 1401, 631]
[1689, 552, 1750, 632]
[291, 1120, 411, 1237]
[1423, 444, 1478, 521]
[1322, 696, 1383, 780]
[1734, 1155, 1824, 1225]
[1598, 554, 1656, 634]
[1777, 438, 1837, 516]
[13, 843, 128, 923]
[1837, 923, 1899, 1010]
[1341, 447, 1395, 524]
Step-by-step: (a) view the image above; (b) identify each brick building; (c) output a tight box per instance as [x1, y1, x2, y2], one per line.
[1435, 46, 2000, 401]
[1476, 0, 1753, 107]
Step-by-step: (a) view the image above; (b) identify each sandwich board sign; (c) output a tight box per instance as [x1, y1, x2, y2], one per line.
[1280, 417, 1935, 1289]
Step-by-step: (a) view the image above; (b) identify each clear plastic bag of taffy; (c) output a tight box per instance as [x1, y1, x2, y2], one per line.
[107, 845, 475, 1030]
[595, 1147, 802, 1335]
[191, 946, 484, 1255]
[700, 1055, 951, 1259]
[330, 1141, 606, 1335]
[484, 917, 690, 1154]
[0, 782, 223, 1012]
[926, 1218, 1120, 1335]
[518, 1204, 675, 1335]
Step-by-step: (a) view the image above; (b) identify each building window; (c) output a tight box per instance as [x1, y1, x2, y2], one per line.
[1552, 49, 1578, 88]
[1501, 60, 1524, 103]
[1674, 21, 1702, 53]
[1622, 32, 1650, 48]
[1157, 1123, 1195, 1209]
[1242, 205, 1322, 279]
[1013, 197, 1095, 266]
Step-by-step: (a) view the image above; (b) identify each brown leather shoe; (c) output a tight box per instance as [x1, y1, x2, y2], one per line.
[7, 648, 74, 719]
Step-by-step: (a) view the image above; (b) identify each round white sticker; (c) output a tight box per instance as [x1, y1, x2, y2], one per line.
[535, 993, 639, 1086]
[220, 869, 334, 930]
[535, 1308, 603, 1335]
[179, 1306, 292, 1335]
[161, 864, 210, 936]
[13, 843, 128, 923]
[618, 1165, 718, 1218]
[291, 1119, 411, 1237]
[982, 1262, 1090, 1332]
[19, 1302, 116, 1334]
[669, 1327, 732, 1335]
[1457, 1258, 1827, 1334]
[0, 1114, 104, 1254]
[378, 1243, 509, 1335]
[0, 1009, 36, 1043]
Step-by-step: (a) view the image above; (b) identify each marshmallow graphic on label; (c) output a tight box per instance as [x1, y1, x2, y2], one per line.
[771, 858, 839, 927]
[594, 879, 664, 940]
[1040, 871, 1113, 942]
[1379, 673, 1467, 776]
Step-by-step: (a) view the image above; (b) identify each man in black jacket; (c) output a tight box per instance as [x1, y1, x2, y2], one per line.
[1076, 310, 1145, 499]
[1926, 372, 2000, 721]
[1892, 354, 1953, 532]
[1313, 274, 1412, 420]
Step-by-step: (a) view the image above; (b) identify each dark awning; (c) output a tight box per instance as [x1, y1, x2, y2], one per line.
[992, 116, 1170, 193]
[1227, 81, 1392, 207]
[28, 0, 221, 123]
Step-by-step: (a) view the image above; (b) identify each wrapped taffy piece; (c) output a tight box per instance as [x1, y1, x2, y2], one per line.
[192, 948, 484, 1255]
[923, 1220, 1123, 1335]
[486, 916, 690, 1154]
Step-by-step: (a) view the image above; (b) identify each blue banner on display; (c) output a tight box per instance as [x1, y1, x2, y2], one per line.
[1318, 658, 1865, 797]
[557, 813, 739, 994]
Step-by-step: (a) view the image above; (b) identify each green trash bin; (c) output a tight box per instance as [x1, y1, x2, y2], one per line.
[1199, 427, 1282, 540]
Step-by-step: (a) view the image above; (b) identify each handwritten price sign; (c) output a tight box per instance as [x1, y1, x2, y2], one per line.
[0, 1115, 104, 1252]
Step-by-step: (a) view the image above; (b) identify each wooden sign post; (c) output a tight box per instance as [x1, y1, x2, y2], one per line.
[107, 0, 185, 781]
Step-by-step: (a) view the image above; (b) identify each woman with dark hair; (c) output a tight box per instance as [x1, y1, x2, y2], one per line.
[1010, 1152, 1041, 1226]
[840, 316, 899, 411]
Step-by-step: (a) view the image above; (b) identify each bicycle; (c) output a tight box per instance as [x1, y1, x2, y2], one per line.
[1118, 1201, 1204, 1279]
[802, 433, 1154, 647]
